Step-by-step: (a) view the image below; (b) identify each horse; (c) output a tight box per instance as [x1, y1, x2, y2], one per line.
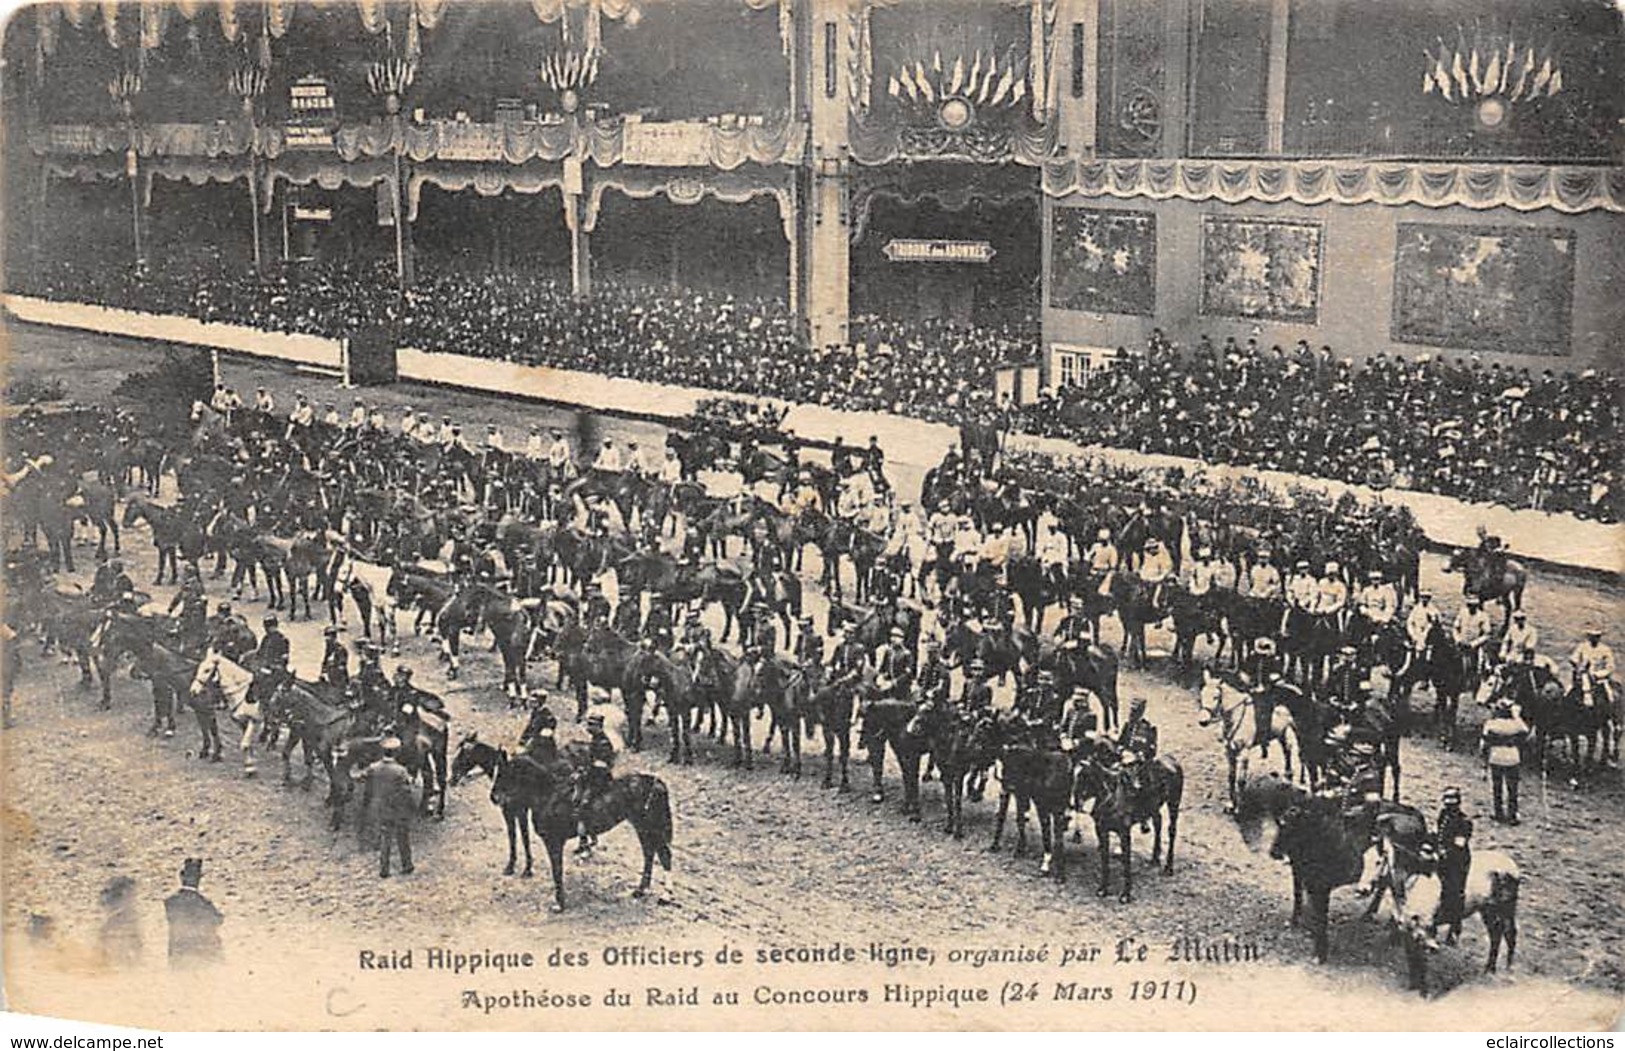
[435, 583, 533, 699]
[262, 674, 360, 795]
[188, 649, 265, 776]
[1359, 836, 1521, 997]
[618, 648, 693, 759]
[1006, 555, 1055, 633]
[1236, 778, 1427, 964]
[450, 734, 538, 878]
[747, 657, 812, 777]
[1391, 623, 1469, 749]
[1166, 582, 1227, 673]
[91, 611, 195, 734]
[915, 706, 995, 840]
[980, 712, 1074, 877]
[1103, 570, 1161, 669]
[856, 697, 930, 817]
[1045, 640, 1121, 731]
[1079, 754, 1183, 903]
[121, 496, 206, 586]
[70, 476, 121, 558]
[386, 564, 456, 640]
[1443, 548, 1526, 618]
[803, 670, 859, 792]
[491, 742, 675, 912]
[1197, 671, 1304, 811]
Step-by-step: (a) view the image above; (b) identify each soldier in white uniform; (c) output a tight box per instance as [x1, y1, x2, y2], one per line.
[347, 398, 368, 431]
[1569, 627, 1615, 709]
[399, 405, 417, 437]
[1452, 596, 1494, 682]
[1499, 609, 1538, 665]
[547, 429, 574, 475]
[1316, 561, 1350, 632]
[524, 425, 547, 460]
[254, 387, 276, 415]
[592, 439, 624, 474]
[1406, 591, 1442, 655]
[1356, 570, 1398, 633]
[1086, 528, 1118, 578]
[1242, 549, 1281, 600]
[288, 394, 315, 429]
[1282, 560, 1317, 634]
[322, 403, 342, 428]
[436, 416, 457, 445]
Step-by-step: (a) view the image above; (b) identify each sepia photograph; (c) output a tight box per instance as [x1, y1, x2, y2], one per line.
[0, 0, 1621, 1033]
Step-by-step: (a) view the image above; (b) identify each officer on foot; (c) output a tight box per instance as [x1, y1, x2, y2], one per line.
[320, 626, 349, 688]
[363, 738, 415, 878]
[1433, 786, 1472, 944]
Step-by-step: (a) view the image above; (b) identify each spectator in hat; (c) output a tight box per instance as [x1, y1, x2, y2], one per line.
[1480, 699, 1529, 825]
[164, 857, 224, 966]
[362, 738, 415, 877]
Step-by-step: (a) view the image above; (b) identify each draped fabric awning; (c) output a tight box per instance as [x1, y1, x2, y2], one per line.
[32, 116, 806, 169]
[1042, 157, 1625, 215]
[141, 155, 252, 206]
[850, 161, 1038, 243]
[407, 160, 565, 221]
[583, 165, 794, 240]
[259, 154, 395, 211]
[849, 112, 1055, 166]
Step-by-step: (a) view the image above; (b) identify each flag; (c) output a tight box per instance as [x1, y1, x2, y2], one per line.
[887, 74, 900, 97]
[1434, 46, 1453, 101]
[948, 55, 964, 95]
[977, 54, 997, 103]
[916, 61, 934, 101]
[1547, 68, 1561, 95]
[991, 64, 1013, 105]
[1499, 39, 1514, 94]
[1510, 46, 1534, 100]
[898, 64, 917, 101]
[1482, 52, 1499, 96]
[968, 52, 982, 96]
[1451, 50, 1469, 96]
[1469, 46, 1481, 93]
[1423, 70, 1434, 94]
[1531, 55, 1551, 96]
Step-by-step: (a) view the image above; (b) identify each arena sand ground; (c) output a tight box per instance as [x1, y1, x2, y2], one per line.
[2, 322, 1621, 1030]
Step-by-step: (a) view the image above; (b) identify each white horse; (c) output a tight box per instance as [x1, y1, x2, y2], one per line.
[1196, 670, 1301, 811]
[190, 649, 264, 777]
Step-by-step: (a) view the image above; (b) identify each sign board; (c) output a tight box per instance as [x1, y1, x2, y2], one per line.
[292, 205, 333, 222]
[622, 121, 716, 167]
[882, 239, 996, 264]
[283, 125, 335, 149]
[286, 75, 337, 150]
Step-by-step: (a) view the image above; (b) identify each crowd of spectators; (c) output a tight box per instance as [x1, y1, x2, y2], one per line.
[10, 253, 1618, 521]
[1018, 332, 1620, 521]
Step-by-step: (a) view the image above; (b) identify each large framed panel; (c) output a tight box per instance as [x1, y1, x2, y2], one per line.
[1391, 222, 1575, 356]
[1199, 214, 1323, 324]
[1048, 206, 1157, 316]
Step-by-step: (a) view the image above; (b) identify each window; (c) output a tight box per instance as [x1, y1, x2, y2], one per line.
[1050, 343, 1119, 386]
[1071, 23, 1086, 98]
[824, 23, 837, 98]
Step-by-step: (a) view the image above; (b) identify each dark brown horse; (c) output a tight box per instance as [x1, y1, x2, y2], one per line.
[492, 740, 675, 912]
[1079, 754, 1183, 903]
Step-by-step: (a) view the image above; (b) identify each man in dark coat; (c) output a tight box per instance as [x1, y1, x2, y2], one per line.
[1433, 785, 1473, 944]
[362, 737, 416, 877]
[163, 857, 223, 966]
[320, 625, 349, 688]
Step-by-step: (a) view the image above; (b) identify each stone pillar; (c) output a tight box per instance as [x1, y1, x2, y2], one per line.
[1265, 0, 1291, 154]
[805, 0, 851, 350]
[1052, 0, 1099, 158]
[568, 189, 592, 301]
[1161, 0, 1193, 159]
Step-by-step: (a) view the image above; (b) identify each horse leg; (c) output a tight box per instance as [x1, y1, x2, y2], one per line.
[866, 734, 884, 803]
[740, 711, 754, 771]
[544, 836, 568, 913]
[991, 788, 1011, 851]
[1095, 828, 1112, 898]
[1117, 826, 1134, 903]
[1310, 886, 1332, 963]
[503, 811, 518, 875]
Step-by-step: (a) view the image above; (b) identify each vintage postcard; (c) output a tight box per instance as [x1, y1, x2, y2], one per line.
[2, 0, 1622, 1033]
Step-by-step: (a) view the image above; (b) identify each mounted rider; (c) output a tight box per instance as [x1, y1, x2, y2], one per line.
[574, 712, 616, 854]
[642, 589, 675, 651]
[915, 637, 951, 706]
[320, 625, 349, 688]
[166, 564, 208, 648]
[870, 625, 916, 706]
[1355, 568, 1398, 646]
[1314, 560, 1349, 637]
[1498, 609, 1538, 664]
[1242, 547, 1282, 600]
[1139, 537, 1175, 611]
[1115, 697, 1159, 787]
[1282, 560, 1317, 636]
[1452, 595, 1494, 684]
[1324, 645, 1362, 709]
[741, 532, 784, 618]
[1569, 626, 1615, 711]
[350, 640, 392, 731]
[1016, 667, 1061, 727]
[958, 657, 993, 713]
[254, 615, 291, 699]
[1405, 591, 1442, 660]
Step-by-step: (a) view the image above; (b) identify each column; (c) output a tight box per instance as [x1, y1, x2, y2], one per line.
[1265, 0, 1291, 154]
[1161, 0, 1193, 158]
[1052, 0, 1099, 157]
[805, 0, 851, 350]
[569, 191, 592, 301]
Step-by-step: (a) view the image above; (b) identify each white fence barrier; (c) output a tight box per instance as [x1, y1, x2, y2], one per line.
[7, 294, 1619, 575]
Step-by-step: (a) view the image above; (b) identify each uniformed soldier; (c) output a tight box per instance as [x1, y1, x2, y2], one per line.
[322, 402, 342, 428]
[1356, 569, 1398, 637]
[1140, 539, 1174, 607]
[1316, 561, 1350, 634]
[583, 583, 612, 627]
[642, 589, 674, 650]
[1570, 627, 1615, 709]
[958, 658, 993, 713]
[1324, 644, 1362, 708]
[320, 625, 349, 688]
[168, 564, 208, 649]
[254, 616, 290, 701]
[1405, 591, 1442, 659]
[1086, 528, 1119, 577]
[1480, 698, 1529, 824]
[1498, 609, 1538, 665]
[1452, 596, 1494, 683]
[1116, 697, 1159, 784]
[592, 439, 624, 474]
[254, 387, 275, 415]
[1055, 596, 1095, 647]
[793, 616, 824, 673]
[1243, 549, 1282, 600]
[575, 713, 616, 853]
[915, 638, 950, 705]
[872, 625, 916, 703]
[1434, 786, 1473, 944]
[863, 435, 887, 491]
[1017, 668, 1061, 726]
